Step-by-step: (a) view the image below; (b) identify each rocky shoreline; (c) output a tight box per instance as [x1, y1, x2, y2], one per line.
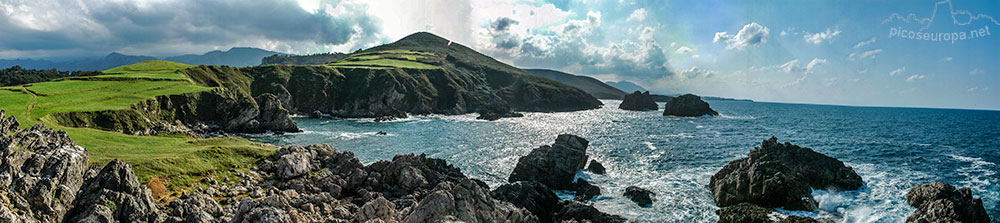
[0, 111, 992, 222]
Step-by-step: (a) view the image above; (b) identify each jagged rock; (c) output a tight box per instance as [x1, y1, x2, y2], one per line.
[624, 186, 655, 207]
[309, 110, 323, 119]
[64, 160, 161, 223]
[619, 91, 658, 111]
[552, 200, 627, 223]
[508, 134, 590, 190]
[402, 180, 537, 223]
[663, 94, 718, 117]
[273, 146, 315, 179]
[251, 93, 299, 133]
[492, 181, 561, 223]
[906, 182, 990, 223]
[587, 159, 606, 174]
[373, 116, 398, 122]
[357, 196, 396, 222]
[0, 111, 91, 223]
[709, 137, 862, 211]
[573, 180, 601, 201]
[165, 193, 226, 223]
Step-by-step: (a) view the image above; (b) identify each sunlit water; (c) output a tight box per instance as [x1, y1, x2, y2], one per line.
[249, 100, 1000, 222]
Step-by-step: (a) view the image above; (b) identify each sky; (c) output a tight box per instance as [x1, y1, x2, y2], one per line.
[1, 0, 998, 110]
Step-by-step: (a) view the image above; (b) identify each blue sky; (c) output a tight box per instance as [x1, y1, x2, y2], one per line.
[0, 0, 997, 110]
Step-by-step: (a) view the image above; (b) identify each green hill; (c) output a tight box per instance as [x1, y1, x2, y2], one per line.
[243, 32, 602, 117]
[523, 69, 627, 99]
[0, 60, 275, 195]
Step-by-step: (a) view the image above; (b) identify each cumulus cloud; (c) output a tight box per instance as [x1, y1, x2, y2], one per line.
[969, 69, 984, 75]
[678, 66, 718, 79]
[803, 28, 841, 44]
[627, 8, 647, 22]
[0, 0, 384, 57]
[776, 58, 827, 74]
[942, 57, 953, 61]
[890, 66, 905, 76]
[853, 37, 877, 48]
[906, 74, 926, 82]
[674, 46, 694, 54]
[714, 22, 770, 50]
[848, 49, 883, 61]
[477, 9, 673, 78]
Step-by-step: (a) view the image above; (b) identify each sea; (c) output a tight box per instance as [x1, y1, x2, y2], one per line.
[249, 99, 1000, 223]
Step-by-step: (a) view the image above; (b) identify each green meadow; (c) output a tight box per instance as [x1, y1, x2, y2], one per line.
[327, 49, 442, 69]
[0, 60, 273, 194]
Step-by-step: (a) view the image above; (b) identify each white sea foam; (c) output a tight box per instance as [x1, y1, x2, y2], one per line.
[643, 141, 656, 150]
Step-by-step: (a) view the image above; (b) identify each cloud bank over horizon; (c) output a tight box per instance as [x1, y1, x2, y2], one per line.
[0, 0, 997, 110]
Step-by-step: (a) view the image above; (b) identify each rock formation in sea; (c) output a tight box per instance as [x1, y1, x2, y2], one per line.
[508, 134, 590, 190]
[587, 159, 606, 174]
[663, 94, 719, 117]
[624, 186, 655, 207]
[619, 91, 658, 111]
[709, 137, 864, 221]
[906, 182, 990, 223]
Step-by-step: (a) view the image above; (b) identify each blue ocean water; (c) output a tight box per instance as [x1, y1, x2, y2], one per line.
[250, 100, 1000, 222]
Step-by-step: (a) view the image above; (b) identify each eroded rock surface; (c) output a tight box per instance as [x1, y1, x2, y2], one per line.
[906, 182, 990, 223]
[709, 137, 863, 211]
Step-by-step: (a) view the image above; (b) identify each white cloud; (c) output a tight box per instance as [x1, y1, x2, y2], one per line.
[890, 66, 905, 76]
[674, 46, 694, 54]
[714, 22, 770, 50]
[678, 66, 718, 79]
[848, 49, 883, 61]
[969, 69, 984, 75]
[853, 37, 877, 48]
[776, 58, 827, 74]
[627, 8, 647, 22]
[638, 26, 655, 41]
[968, 87, 990, 92]
[906, 74, 926, 82]
[942, 57, 953, 61]
[803, 28, 841, 44]
[857, 69, 869, 74]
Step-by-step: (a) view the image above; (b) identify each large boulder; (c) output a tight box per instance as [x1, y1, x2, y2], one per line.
[64, 159, 162, 223]
[587, 159, 606, 174]
[905, 182, 990, 223]
[663, 94, 718, 117]
[619, 91, 658, 111]
[709, 137, 863, 211]
[508, 134, 590, 190]
[0, 111, 91, 223]
[716, 203, 820, 223]
[402, 179, 538, 223]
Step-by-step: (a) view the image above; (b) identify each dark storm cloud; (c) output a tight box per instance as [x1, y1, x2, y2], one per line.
[0, 0, 381, 57]
[490, 17, 519, 33]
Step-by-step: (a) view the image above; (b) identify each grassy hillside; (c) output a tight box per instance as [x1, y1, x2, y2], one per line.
[0, 60, 273, 196]
[524, 69, 627, 99]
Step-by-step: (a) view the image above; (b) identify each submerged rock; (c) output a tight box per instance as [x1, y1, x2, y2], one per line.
[587, 159, 606, 174]
[508, 134, 590, 190]
[906, 182, 990, 223]
[663, 94, 718, 117]
[624, 186, 655, 207]
[572, 179, 601, 201]
[308, 110, 323, 118]
[476, 112, 524, 121]
[619, 91, 658, 111]
[709, 137, 863, 211]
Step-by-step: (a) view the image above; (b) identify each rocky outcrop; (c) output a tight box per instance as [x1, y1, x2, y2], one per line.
[619, 91, 658, 111]
[63, 160, 162, 223]
[492, 181, 561, 223]
[587, 159, 606, 174]
[572, 179, 601, 201]
[553, 200, 627, 223]
[249, 93, 299, 133]
[710, 137, 863, 212]
[476, 112, 524, 121]
[663, 94, 718, 117]
[624, 186, 655, 207]
[508, 134, 590, 190]
[0, 111, 90, 223]
[906, 182, 990, 223]
[717, 203, 825, 223]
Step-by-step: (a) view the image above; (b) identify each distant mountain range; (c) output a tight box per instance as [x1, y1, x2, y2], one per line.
[523, 69, 626, 99]
[605, 80, 647, 93]
[0, 47, 284, 71]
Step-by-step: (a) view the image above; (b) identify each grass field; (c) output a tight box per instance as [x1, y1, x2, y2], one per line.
[328, 49, 442, 69]
[0, 60, 273, 197]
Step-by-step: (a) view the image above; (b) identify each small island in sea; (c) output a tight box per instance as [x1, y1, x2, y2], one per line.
[0, 1, 996, 222]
